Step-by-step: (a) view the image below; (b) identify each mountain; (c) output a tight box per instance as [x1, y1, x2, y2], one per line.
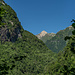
[1, 0, 75, 75]
[0, 0, 23, 43]
[45, 25, 74, 53]
[36, 31, 56, 43]
[0, 1, 57, 75]
[36, 30, 47, 39]
[45, 34, 75, 74]
[36, 26, 74, 53]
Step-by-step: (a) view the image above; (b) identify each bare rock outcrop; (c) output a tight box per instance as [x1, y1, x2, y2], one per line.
[36, 30, 47, 39]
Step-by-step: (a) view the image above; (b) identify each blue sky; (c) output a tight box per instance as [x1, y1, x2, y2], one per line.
[4, 0, 75, 35]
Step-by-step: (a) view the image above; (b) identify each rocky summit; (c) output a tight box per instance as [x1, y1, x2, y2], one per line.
[36, 30, 47, 39]
[36, 31, 56, 43]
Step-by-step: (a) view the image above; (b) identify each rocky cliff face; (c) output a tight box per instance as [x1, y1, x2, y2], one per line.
[0, 25, 22, 42]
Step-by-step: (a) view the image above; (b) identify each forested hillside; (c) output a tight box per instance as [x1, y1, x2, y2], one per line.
[0, 0, 57, 75]
[36, 25, 74, 53]
[0, 0, 75, 75]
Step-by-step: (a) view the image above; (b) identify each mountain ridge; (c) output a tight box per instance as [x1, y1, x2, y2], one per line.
[36, 25, 74, 53]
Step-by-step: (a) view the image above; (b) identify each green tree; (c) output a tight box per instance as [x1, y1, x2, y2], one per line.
[63, 19, 75, 74]
[0, 8, 2, 24]
[0, 7, 6, 25]
[0, 60, 9, 75]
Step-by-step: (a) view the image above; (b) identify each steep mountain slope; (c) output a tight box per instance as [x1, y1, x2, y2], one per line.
[36, 30, 47, 39]
[40, 33, 56, 43]
[0, 0, 23, 43]
[0, 30, 57, 75]
[45, 25, 74, 53]
[0, 1, 57, 75]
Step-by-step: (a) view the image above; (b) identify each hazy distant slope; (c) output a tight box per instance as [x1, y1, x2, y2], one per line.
[45, 26, 74, 53]
[40, 33, 56, 43]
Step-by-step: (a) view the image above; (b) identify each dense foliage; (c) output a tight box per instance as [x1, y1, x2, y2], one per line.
[0, 1, 57, 75]
[0, 34, 57, 75]
[0, 0, 75, 75]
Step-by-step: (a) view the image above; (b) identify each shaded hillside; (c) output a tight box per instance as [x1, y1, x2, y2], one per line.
[0, 1, 57, 75]
[44, 21, 75, 74]
[45, 26, 74, 53]
[0, 30, 57, 75]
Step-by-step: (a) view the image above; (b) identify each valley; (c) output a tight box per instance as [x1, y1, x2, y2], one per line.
[0, 0, 75, 75]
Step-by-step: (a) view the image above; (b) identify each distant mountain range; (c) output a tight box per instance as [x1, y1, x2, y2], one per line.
[36, 25, 74, 53]
[36, 30, 56, 43]
[36, 30, 47, 39]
